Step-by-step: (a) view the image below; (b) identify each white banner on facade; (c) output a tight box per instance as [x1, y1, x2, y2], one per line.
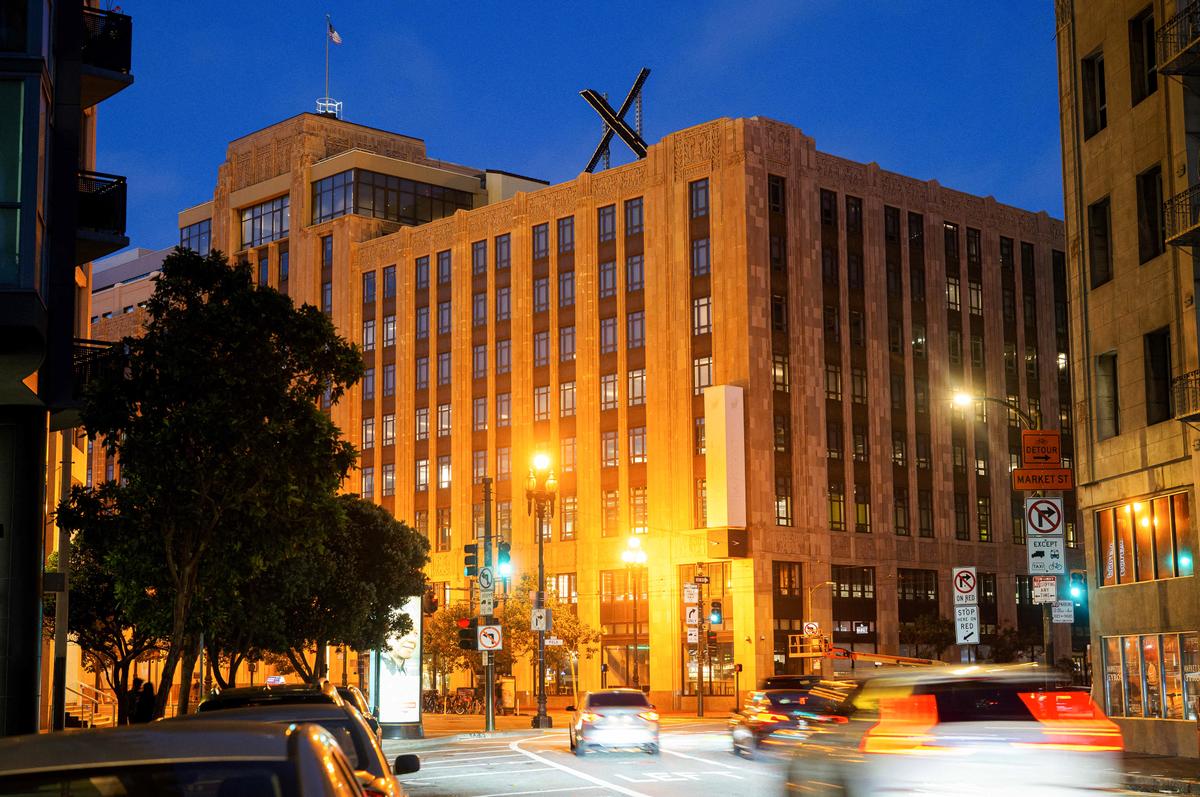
[374, 596, 422, 725]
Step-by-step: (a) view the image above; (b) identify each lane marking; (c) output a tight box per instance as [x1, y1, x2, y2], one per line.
[403, 766, 554, 783]
[659, 746, 744, 771]
[421, 753, 525, 766]
[509, 736, 652, 797]
[475, 788, 605, 797]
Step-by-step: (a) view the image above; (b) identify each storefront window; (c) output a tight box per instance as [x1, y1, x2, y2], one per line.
[1134, 504, 1156, 582]
[1099, 510, 1116, 586]
[1117, 507, 1135, 584]
[1162, 634, 1184, 720]
[1104, 637, 1123, 716]
[1097, 493, 1192, 585]
[1142, 635, 1163, 719]
[1123, 636, 1143, 716]
[1175, 494, 1194, 577]
[1185, 633, 1200, 721]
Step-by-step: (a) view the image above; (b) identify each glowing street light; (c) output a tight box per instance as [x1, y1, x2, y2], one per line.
[525, 454, 557, 729]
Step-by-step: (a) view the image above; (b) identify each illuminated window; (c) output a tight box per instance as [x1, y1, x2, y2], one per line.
[361, 418, 375, 449]
[472, 397, 486, 431]
[381, 464, 394, 497]
[362, 319, 375, 351]
[414, 407, 428, 441]
[496, 393, 511, 427]
[533, 385, 550, 421]
[437, 455, 451, 489]
[415, 459, 429, 491]
[693, 296, 712, 336]
[382, 414, 395, 446]
[601, 430, 618, 467]
[630, 486, 648, 533]
[560, 381, 576, 417]
[560, 495, 578, 539]
[602, 490, 619, 537]
[629, 426, 647, 464]
[693, 356, 713, 395]
[436, 403, 451, 437]
[601, 374, 619, 410]
[627, 369, 646, 407]
[383, 314, 396, 347]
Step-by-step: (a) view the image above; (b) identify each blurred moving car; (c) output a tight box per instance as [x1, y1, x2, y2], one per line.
[337, 684, 383, 742]
[178, 703, 417, 797]
[567, 689, 660, 756]
[0, 720, 370, 795]
[729, 684, 852, 758]
[198, 682, 343, 712]
[783, 665, 1123, 796]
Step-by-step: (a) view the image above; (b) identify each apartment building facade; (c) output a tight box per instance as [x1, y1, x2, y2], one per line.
[1055, 0, 1200, 757]
[174, 112, 1072, 710]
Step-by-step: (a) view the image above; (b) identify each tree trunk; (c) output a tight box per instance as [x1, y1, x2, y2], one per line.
[314, 640, 328, 683]
[286, 647, 315, 683]
[112, 660, 130, 725]
[226, 654, 243, 687]
[155, 570, 197, 718]
[175, 635, 199, 716]
[207, 639, 228, 690]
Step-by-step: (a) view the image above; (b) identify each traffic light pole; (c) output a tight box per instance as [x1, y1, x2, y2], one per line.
[483, 477, 495, 733]
[696, 563, 704, 719]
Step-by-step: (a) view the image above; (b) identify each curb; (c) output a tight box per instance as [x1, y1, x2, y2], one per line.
[1125, 774, 1200, 794]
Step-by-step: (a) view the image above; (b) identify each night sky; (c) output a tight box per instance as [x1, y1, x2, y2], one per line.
[98, 1, 1062, 251]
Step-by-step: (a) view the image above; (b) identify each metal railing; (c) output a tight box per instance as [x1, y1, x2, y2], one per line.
[73, 338, 120, 396]
[77, 171, 127, 236]
[81, 7, 132, 75]
[65, 683, 116, 728]
[1164, 183, 1200, 247]
[1173, 369, 1200, 421]
[1158, 1, 1200, 75]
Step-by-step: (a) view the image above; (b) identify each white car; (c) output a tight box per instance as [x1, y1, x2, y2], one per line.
[568, 688, 660, 756]
[783, 665, 1123, 796]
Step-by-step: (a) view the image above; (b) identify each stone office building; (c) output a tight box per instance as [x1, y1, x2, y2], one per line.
[174, 110, 1074, 709]
[1055, 0, 1200, 756]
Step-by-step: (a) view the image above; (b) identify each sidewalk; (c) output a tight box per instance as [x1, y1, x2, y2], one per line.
[1124, 753, 1200, 794]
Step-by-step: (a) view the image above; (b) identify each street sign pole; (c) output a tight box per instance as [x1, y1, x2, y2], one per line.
[696, 564, 705, 718]
[482, 477, 495, 733]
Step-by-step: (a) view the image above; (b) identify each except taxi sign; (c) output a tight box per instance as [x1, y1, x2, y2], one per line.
[952, 566, 978, 606]
[1021, 430, 1062, 467]
[1012, 467, 1074, 491]
[1028, 536, 1066, 574]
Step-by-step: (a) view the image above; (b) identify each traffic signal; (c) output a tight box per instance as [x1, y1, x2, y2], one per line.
[1069, 570, 1087, 605]
[457, 617, 478, 650]
[709, 600, 723, 625]
[464, 543, 479, 577]
[497, 540, 511, 578]
[706, 629, 718, 644]
[422, 588, 439, 615]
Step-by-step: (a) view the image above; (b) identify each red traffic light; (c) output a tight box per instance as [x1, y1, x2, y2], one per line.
[456, 618, 471, 629]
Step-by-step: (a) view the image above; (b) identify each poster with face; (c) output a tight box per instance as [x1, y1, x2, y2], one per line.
[375, 596, 422, 725]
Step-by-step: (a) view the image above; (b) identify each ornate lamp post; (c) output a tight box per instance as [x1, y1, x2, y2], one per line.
[525, 453, 557, 729]
[622, 537, 648, 689]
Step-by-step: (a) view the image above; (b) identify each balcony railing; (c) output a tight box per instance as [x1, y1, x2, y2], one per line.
[1164, 183, 1200, 247]
[81, 7, 132, 75]
[1173, 369, 1200, 423]
[1158, 1, 1200, 75]
[72, 338, 120, 396]
[77, 170, 127, 236]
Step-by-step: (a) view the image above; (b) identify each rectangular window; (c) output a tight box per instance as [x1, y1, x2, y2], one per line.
[601, 430, 619, 467]
[496, 339, 511, 374]
[362, 368, 375, 401]
[946, 276, 961, 311]
[820, 189, 837, 226]
[414, 407, 428, 441]
[472, 240, 487, 275]
[850, 368, 867, 404]
[847, 254, 863, 290]
[381, 463, 394, 497]
[437, 455, 451, 489]
[472, 397, 486, 431]
[240, 195, 290, 249]
[602, 490, 620, 537]
[496, 393, 511, 427]
[279, 251, 289, 284]
[597, 205, 616, 242]
[256, 256, 269, 286]
[558, 216, 574, 253]
[854, 485, 871, 533]
[774, 414, 790, 453]
[414, 257, 429, 290]
[968, 280, 982, 315]
[598, 260, 616, 298]
[772, 354, 790, 392]
[600, 317, 618, 354]
[601, 373, 619, 410]
[627, 369, 646, 406]
[436, 403, 451, 437]
[533, 385, 550, 421]
[560, 381, 576, 417]
[534, 331, 550, 367]
[696, 478, 708, 528]
[852, 426, 868, 463]
[437, 250, 451, 284]
[437, 352, 451, 385]
[1145, 327, 1173, 425]
[691, 238, 711, 276]
[627, 311, 645, 348]
[892, 432, 906, 466]
[1097, 494, 1193, 586]
[472, 292, 486, 326]
[630, 486, 648, 533]
[775, 476, 794, 527]
[955, 493, 969, 540]
[560, 325, 576, 361]
[625, 197, 644, 235]
[415, 306, 429, 339]
[534, 277, 550, 312]
[560, 496, 578, 540]
[322, 282, 332, 315]
[415, 459, 429, 492]
[361, 417, 375, 449]
[362, 271, 376, 304]
[532, 223, 549, 259]
[918, 490, 933, 538]
[495, 234, 511, 271]
[1129, 8, 1157, 106]
[497, 448, 511, 480]
[826, 363, 842, 401]
[689, 179, 709, 218]
[496, 286, 511, 321]
[1082, 50, 1107, 139]
[382, 314, 396, 347]
[1136, 165, 1165, 263]
[629, 426, 647, 464]
[827, 422, 843, 460]
[692, 296, 712, 336]
[822, 249, 839, 287]
[826, 306, 841, 344]
[626, 254, 644, 292]
[772, 295, 789, 333]
[361, 467, 374, 499]
[437, 509, 451, 552]
[180, 219, 212, 254]
[1097, 352, 1120, 439]
[559, 270, 575, 306]
[977, 497, 992, 542]
[561, 436, 576, 472]
[381, 414, 395, 446]
[383, 363, 395, 396]
[693, 356, 713, 395]
[828, 483, 846, 531]
[362, 319, 376, 351]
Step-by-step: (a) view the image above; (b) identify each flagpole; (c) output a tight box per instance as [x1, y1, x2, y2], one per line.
[324, 14, 330, 101]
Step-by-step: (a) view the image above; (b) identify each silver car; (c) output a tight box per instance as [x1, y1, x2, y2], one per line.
[783, 665, 1123, 796]
[567, 688, 660, 756]
[0, 719, 371, 796]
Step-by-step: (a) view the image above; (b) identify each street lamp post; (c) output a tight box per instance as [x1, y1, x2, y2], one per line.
[804, 581, 835, 674]
[952, 391, 1053, 667]
[525, 454, 557, 729]
[622, 537, 648, 689]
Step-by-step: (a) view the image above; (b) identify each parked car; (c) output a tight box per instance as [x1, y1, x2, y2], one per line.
[0, 719, 370, 796]
[177, 702, 418, 797]
[783, 665, 1123, 796]
[567, 689, 659, 756]
[197, 682, 343, 712]
[729, 684, 852, 758]
[337, 684, 382, 741]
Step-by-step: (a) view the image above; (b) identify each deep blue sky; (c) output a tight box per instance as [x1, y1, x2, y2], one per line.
[98, 1, 1063, 251]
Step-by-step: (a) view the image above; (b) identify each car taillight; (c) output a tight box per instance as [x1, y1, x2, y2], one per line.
[753, 712, 791, 723]
[638, 711, 659, 722]
[580, 711, 601, 723]
[362, 790, 387, 797]
[859, 694, 944, 755]
[1015, 691, 1123, 753]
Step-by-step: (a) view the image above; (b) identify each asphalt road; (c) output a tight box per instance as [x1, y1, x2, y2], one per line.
[385, 718, 782, 797]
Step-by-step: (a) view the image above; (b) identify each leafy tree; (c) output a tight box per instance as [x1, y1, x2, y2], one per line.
[51, 484, 163, 724]
[500, 575, 600, 705]
[280, 495, 429, 683]
[423, 601, 483, 692]
[989, 625, 1042, 663]
[898, 614, 956, 660]
[72, 247, 362, 716]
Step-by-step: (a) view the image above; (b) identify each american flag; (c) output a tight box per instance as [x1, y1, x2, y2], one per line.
[327, 17, 342, 45]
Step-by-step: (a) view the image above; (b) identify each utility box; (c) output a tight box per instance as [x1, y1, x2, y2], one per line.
[498, 677, 516, 714]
